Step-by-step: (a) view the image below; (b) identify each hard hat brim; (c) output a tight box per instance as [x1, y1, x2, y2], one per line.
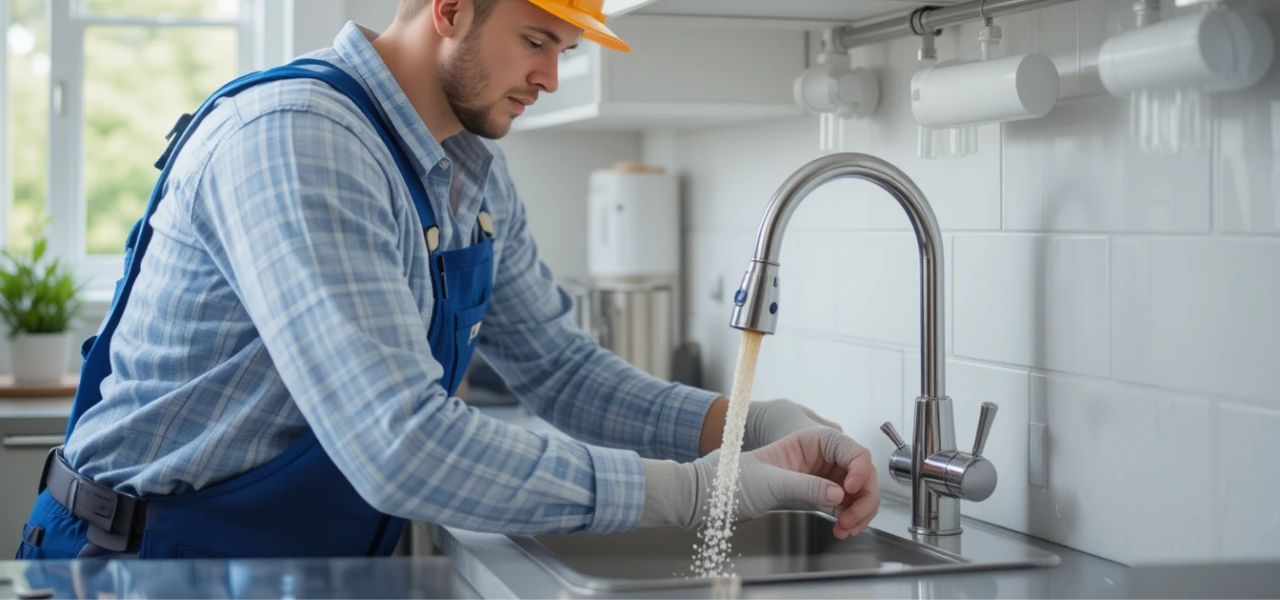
[525, 0, 632, 53]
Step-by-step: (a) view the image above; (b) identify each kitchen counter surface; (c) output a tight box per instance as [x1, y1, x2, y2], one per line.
[0, 556, 480, 599]
[0, 397, 73, 420]
[4, 548, 1274, 599]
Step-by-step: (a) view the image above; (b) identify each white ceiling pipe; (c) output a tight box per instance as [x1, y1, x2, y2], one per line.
[1098, 3, 1274, 96]
[911, 53, 1060, 128]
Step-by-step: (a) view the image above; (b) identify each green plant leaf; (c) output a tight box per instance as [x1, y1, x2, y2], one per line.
[0, 228, 85, 335]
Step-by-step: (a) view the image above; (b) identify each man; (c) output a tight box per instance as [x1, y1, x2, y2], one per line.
[17, 0, 879, 559]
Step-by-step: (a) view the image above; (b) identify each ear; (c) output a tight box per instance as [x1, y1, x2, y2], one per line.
[432, 0, 471, 40]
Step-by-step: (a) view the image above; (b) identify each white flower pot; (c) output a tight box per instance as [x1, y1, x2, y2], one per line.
[11, 332, 71, 385]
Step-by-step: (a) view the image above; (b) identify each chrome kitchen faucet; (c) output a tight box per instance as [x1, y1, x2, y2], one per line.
[729, 153, 998, 536]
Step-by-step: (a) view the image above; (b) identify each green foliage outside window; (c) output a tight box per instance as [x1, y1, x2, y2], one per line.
[8, 0, 49, 253]
[83, 24, 235, 254]
[0, 216, 84, 337]
[8, 0, 236, 255]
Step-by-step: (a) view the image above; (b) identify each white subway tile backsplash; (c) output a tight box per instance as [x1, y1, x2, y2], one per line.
[751, 329, 800, 401]
[948, 362, 1032, 532]
[954, 235, 1110, 377]
[782, 336, 905, 490]
[1111, 237, 1280, 401]
[1028, 374, 1215, 564]
[1003, 95, 1212, 233]
[1002, 1, 1081, 98]
[786, 177, 877, 232]
[1215, 2, 1280, 234]
[686, 310, 744, 395]
[1215, 403, 1280, 560]
[677, 117, 822, 232]
[832, 233, 927, 347]
[686, 229, 750, 338]
[775, 233, 841, 332]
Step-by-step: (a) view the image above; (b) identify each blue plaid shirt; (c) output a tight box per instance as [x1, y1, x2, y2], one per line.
[64, 23, 718, 535]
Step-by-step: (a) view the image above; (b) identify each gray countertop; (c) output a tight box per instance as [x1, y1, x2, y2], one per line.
[0, 556, 479, 599]
[0, 397, 73, 420]
[3, 546, 1275, 599]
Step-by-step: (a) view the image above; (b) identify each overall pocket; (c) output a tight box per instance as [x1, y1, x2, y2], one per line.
[447, 301, 489, 393]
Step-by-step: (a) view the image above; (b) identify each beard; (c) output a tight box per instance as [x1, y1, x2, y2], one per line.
[440, 33, 510, 139]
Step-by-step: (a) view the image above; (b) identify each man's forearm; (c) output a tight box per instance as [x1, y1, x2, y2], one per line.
[698, 396, 730, 455]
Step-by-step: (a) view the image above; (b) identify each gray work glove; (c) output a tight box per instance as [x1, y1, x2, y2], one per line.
[743, 398, 843, 451]
[640, 427, 880, 539]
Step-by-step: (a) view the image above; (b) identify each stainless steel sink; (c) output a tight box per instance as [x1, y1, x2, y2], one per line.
[510, 500, 1060, 593]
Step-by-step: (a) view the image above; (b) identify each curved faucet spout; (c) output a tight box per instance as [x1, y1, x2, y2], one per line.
[729, 152, 946, 400]
[729, 153, 991, 537]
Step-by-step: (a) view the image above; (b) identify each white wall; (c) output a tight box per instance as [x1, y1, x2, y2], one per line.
[290, 0, 348, 56]
[498, 130, 643, 282]
[664, 0, 1280, 566]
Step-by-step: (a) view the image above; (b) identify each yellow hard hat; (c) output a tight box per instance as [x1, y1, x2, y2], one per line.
[525, 0, 631, 52]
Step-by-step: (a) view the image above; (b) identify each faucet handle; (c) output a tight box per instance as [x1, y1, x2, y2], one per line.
[880, 422, 907, 450]
[971, 402, 998, 457]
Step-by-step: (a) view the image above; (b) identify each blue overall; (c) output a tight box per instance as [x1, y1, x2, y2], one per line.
[16, 59, 493, 559]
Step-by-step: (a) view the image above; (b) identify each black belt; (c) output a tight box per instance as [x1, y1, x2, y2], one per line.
[39, 447, 147, 553]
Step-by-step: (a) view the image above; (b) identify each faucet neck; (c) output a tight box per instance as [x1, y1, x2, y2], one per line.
[733, 153, 946, 399]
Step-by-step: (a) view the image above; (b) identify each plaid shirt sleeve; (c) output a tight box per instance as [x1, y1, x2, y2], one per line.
[477, 148, 720, 464]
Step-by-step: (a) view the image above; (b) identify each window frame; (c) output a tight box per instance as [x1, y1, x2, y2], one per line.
[0, 0, 289, 297]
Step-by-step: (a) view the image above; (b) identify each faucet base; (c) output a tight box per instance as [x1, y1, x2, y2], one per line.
[910, 526, 963, 537]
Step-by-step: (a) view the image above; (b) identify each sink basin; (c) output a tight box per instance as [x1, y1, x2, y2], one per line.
[510, 500, 1060, 593]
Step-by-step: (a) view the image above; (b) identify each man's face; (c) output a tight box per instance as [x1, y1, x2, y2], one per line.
[440, 0, 582, 139]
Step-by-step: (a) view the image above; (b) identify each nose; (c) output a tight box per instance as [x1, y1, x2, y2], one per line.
[530, 52, 559, 95]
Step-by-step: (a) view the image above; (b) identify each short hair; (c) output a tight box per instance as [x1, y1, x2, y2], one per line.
[397, 0, 500, 26]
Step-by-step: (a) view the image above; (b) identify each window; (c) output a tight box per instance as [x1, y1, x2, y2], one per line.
[4, 0, 50, 253]
[2, 0, 285, 293]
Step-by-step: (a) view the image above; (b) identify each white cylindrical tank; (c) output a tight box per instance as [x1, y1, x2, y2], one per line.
[911, 53, 1060, 128]
[587, 163, 679, 281]
[1098, 4, 1274, 95]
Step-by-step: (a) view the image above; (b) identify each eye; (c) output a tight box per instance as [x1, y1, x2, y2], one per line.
[524, 36, 543, 51]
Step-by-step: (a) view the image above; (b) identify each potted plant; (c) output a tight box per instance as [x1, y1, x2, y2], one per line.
[0, 232, 84, 384]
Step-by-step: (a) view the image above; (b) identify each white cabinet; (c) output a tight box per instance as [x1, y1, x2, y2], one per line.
[1, 400, 70, 550]
[514, 20, 806, 131]
[606, 0, 951, 21]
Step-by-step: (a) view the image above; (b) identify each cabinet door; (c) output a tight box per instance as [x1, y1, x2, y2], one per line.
[0, 417, 65, 549]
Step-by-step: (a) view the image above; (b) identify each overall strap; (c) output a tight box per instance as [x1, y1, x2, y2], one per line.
[67, 60, 436, 436]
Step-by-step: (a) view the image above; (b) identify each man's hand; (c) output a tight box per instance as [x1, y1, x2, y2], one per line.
[743, 398, 842, 451]
[751, 427, 880, 539]
[698, 397, 842, 455]
[641, 428, 880, 539]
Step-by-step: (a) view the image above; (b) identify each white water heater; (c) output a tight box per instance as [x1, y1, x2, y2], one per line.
[583, 163, 680, 380]
[587, 163, 679, 281]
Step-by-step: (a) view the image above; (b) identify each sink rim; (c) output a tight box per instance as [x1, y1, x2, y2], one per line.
[508, 502, 1061, 594]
